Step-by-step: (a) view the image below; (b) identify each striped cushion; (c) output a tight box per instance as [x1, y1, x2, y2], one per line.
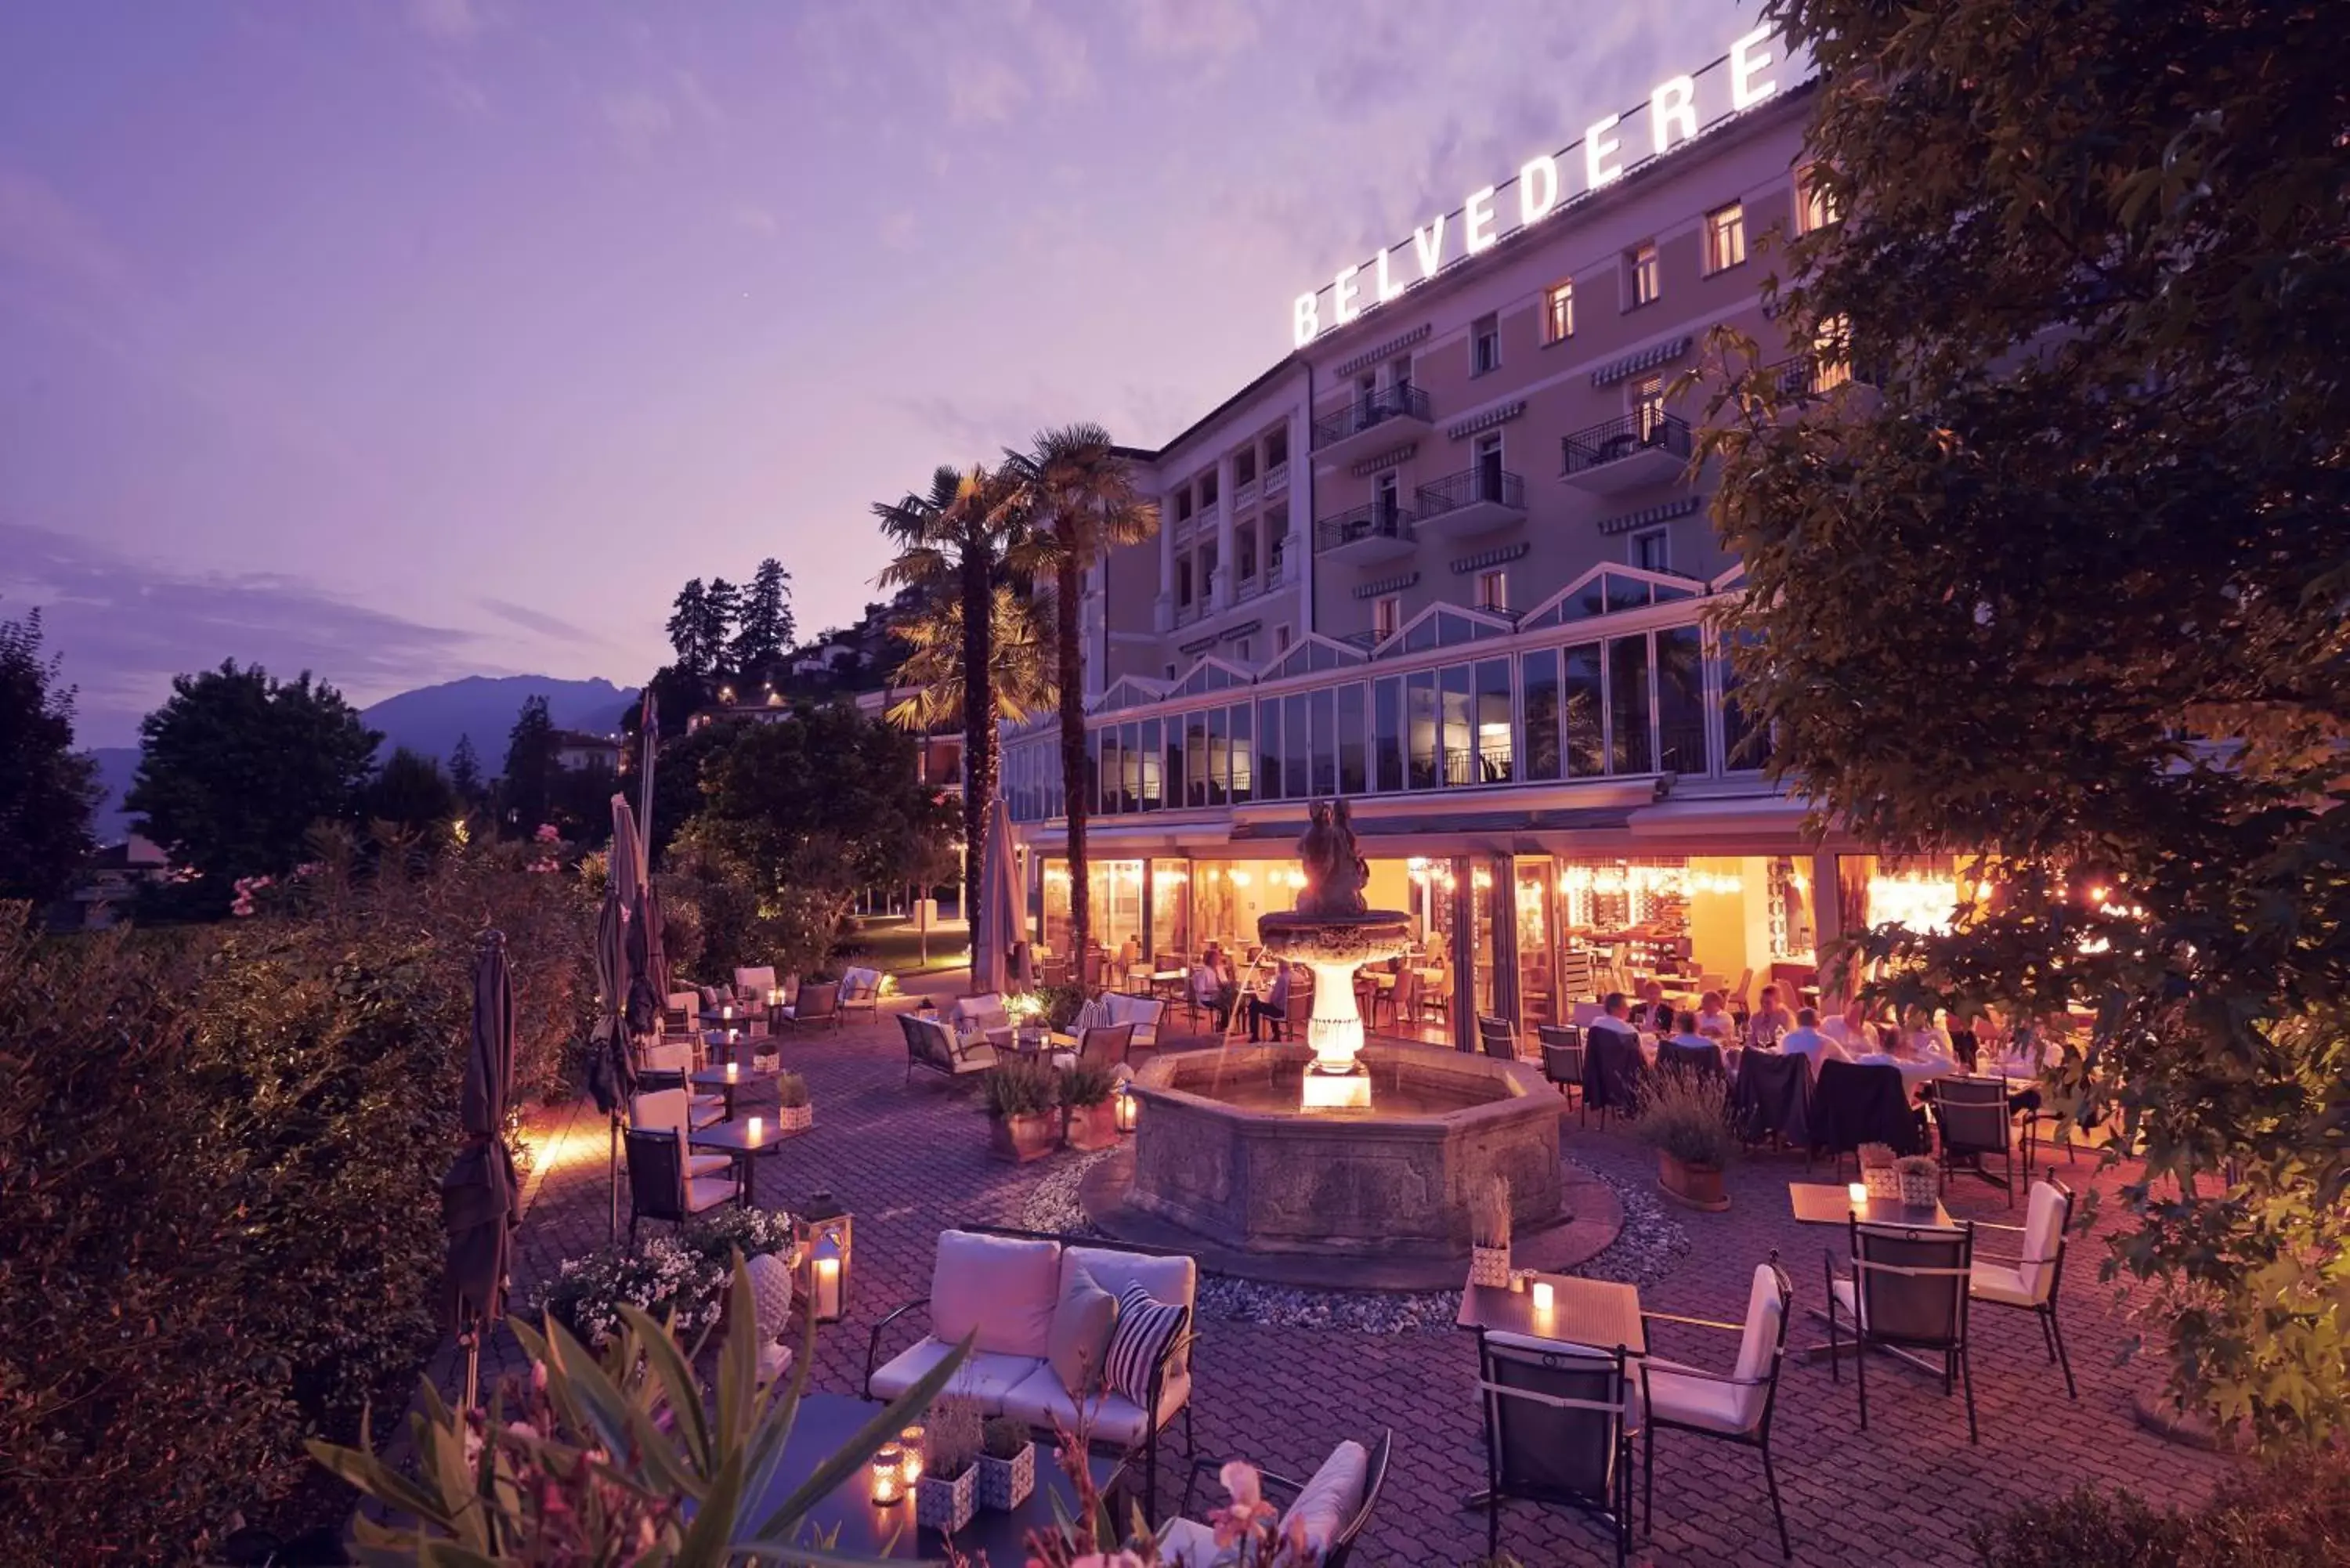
[1104, 1282, 1188, 1405]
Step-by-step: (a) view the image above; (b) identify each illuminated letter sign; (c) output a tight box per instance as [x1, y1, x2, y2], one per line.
[1375, 245, 1405, 302]
[1650, 74, 1697, 156]
[1584, 113, 1623, 188]
[1411, 213, 1447, 280]
[1730, 27, 1777, 109]
[1463, 185, 1499, 254]
[1333, 264, 1363, 326]
[1518, 154, 1559, 225]
[1293, 292, 1320, 349]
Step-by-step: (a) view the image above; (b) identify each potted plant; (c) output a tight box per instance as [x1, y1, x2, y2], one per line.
[974, 1415, 1035, 1511]
[1636, 1068, 1737, 1212]
[1469, 1172, 1513, 1288]
[984, 1058, 1060, 1163]
[914, 1396, 982, 1533]
[1860, 1141, 1901, 1200]
[1895, 1153, 1940, 1209]
[773, 1070, 812, 1134]
[1058, 1061, 1120, 1152]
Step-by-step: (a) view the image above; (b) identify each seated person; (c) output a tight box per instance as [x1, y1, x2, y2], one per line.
[1191, 943, 1238, 1029]
[1775, 1006, 1846, 1068]
[1898, 1005, 1958, 1070]
[1819, 997, 1880, 1055]
[1746, 984, 1796, 1048]
[1588, 991, 1643, 1045]
[1666, 1010, 1714, 1053]
[1694, 990, 1737, 1041]
[1635, 977, 1676, 1033]
[1246, 962, 1300, 1042]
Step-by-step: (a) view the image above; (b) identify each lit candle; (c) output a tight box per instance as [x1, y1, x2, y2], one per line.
[871, 1448, 904, 1505]
[898, 1426, 924, 1483]
[723, 1003, 734, 1021]
[1531, 1281, 1555, 1313]
[814, 1254, 841, 1320]
[1848, 1181, 1869, 1209]
[748, 1116, 762, 1143]
[727, 1062, 739, 1082]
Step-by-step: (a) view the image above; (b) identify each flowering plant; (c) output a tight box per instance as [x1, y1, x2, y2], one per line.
[229, 875, 273, 917]
[679, 1205, 798, 1277]
[533, 1234, 725, 1348]
[1021, 1418, 1318, 1567]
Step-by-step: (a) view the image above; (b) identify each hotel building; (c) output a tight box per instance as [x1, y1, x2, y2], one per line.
[1001, 40, 1954, 1042]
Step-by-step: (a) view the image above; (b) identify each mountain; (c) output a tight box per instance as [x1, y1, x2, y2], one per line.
[360, 675, 640, 764]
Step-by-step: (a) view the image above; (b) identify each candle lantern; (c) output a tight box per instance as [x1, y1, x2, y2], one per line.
[797, 1189, 853, 1324]
[722, 1002, 735, 1022]
[1847, 1181, 1869, 1210]
[871, 1447, 905, 1505]
[1113, 1082, 1139, 1134]
[1531, 1280, 1556, 1313]
[898, 1426, 925, 1484]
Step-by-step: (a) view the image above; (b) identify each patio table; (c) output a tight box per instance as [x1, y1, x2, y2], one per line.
[689, 1118, 790, 1207]
[739, 1393, 1124, 1560]
[1458, 1275, 1646, 1355]
[1787, 1180, 1954, 1230]
[691, 1063, 777, 1121]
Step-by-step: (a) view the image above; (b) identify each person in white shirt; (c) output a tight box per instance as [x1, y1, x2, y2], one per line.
[1900, 1005, 1957, 1064]
[1694, 990, 1737, 1041]
[1820, 998, 1879, 1056]
[1666, 1011, 1715, 1053]
[1777, 1007, 1846, 1069]
[1245, 962, 1296, 1042]
[1589, 991, 1643, 1046]
[1746, 985, 1796, 1048]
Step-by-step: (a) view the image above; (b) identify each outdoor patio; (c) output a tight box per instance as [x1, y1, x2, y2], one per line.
[445, 987, 2239, 1566]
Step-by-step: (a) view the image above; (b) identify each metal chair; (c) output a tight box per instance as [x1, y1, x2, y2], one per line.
[1640, 1255, 1795, 1559]
[1825, 1219, 1978, 1443]
[1177, 1430, 1393, 1568]
[1582, 1025, 1645, 1128]
[1931, 1075, 2028, 1201]
[1536, 1024, 1584, 1113]
[1477, 1333, 1634, 1565]
[776, 980, 841, 1030]
[1968, 1178, 2077, 1399]
[1476, 1013, 1519, 1062]
[621, 1126, 739, 1246]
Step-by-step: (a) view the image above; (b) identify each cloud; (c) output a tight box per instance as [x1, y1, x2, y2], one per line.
[0, 164, 131, 297]
[476, 596, 610, 647]
[888, 392, 1063, 457]
[601, 89, 676, 160]
[879, 210, 917, 251]
[947, 56, 1029, 128]
[0, 523, 478, 744]
[1130, 0, 1262, 63]
[407, 0, 485, 43]
[730, 201, 779, 237]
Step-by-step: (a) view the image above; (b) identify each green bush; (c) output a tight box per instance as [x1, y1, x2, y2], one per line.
[985, 1057, 1059, 1118]
[1972, 1449, 2350, 1567]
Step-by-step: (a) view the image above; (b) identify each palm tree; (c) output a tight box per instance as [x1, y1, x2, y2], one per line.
[876, 464, 1029, 930]
[884, 583, 1054, 735]
[1006, 425, 1159, 962]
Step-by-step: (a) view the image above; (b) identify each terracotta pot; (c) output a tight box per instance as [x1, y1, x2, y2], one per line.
[1658, 1151, 1730, 1212]
[1063, 1099, 1119, 1152]
[990, 1111, 1058, 1164]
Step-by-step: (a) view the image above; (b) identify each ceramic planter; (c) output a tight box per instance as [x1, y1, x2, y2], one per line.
[776, 1101, 813, 1135]
[1658, 1151, 1730, 1212]
[1469, 1245, 1513, 1289]
[1862, 1166, 1903, 1201]
[916, 1465, 977, 1533]
[1064, 1099, 1119, 1152]
[975, 1442, 1036, 1511]
[1898, 1166, 1939, 1207]
[990, 1111, 1058, 1164]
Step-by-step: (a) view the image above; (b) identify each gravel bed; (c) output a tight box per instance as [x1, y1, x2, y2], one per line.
[1014, 1151, 1688, 1335]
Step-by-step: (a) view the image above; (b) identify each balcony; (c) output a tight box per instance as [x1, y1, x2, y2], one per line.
[1560, 412, 1694, 494]
[1263, 459, 1290, 496]
[1314, 502, 1418, 565]
[1758, 356, 1856, 398]
[1415, 466, 1526, 539]
[1311, 383, 1434, 464]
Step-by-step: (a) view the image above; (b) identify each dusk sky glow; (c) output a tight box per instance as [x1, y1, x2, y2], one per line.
[2, 0, 1748, 745]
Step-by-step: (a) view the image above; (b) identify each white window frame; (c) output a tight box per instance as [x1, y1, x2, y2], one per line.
[1546, 279, 1574, 343]
[1470, 313, 1501, 377]
[1629, 527, 1672, 573]
[1705, 202, 1746, 273]
[1476, 569, 1509, 613]
[1628, 240, 1660, 309]
[1372, 594, 1402, 642]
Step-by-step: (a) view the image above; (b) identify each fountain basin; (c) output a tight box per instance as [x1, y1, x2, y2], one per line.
[1123, 1042, 1564, 1258]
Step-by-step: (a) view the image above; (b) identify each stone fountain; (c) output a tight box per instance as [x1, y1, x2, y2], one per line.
[1097, 800, 1578, 1274]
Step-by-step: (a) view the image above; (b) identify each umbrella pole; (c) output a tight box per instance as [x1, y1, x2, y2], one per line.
[464, 1331, 480, 1413]
[608, 1113, 620, 1243]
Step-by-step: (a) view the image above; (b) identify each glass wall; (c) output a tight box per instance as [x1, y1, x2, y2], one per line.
[1086, 859, 1146, 957]
[1516, 860, 1557, 1031]
[1148, 860, 1189, 966]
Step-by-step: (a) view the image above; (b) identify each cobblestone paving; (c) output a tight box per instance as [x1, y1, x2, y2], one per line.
[431, 1002, 2238, 1566]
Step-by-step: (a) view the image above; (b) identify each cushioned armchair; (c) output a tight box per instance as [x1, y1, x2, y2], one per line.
[1968, 1178, 2077, 1399]
[900, 1011, 996, 1084]
[865, 1229, 1198, 1520]
[1162, 1432, 1391, 1567]
[837, 965, 884, 1018]
[1638, 1258, 1795, 1558]
[1098, 992, 1164, 1054]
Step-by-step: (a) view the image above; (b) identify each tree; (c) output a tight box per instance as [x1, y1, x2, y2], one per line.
[876, 464, 1030, 927]
[1007, 424, 1158, 960]
[728, 558, 794, 679]
[700, 578, 741, 678]
[666, 579, 713, 676]
[884, 585, 1052, 746]
[446, 734, 483, 805]
[367, 746, 458, 830]
[125, 661, 379, 909]
[0, 609, 99, 906]
[501, 695, 560, 835]
[1699, 0, 2350, 1438]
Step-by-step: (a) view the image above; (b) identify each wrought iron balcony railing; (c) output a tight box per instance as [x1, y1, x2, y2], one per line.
[1560, 412, 1693, 476]
[1311, 383, 1433, 450]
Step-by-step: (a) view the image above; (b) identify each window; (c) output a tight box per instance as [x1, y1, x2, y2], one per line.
[1631, 527, 1671, 573]
[1474, 432, 1506, 501]
[1705, 202, 1746, 273]
[1521, 649, 1560, 780]
[1564, 643, 1604, 777]
[1406, 670, 1438, 788]
[1177, 559, 1193, 607]
[1389, 355, 1412, 392]
[1376, 471, 1401, 525]
[1226, 703, 1252, 802]
[1608, 635, 1653, 773]
[1200, 470, 1218, 508]
[1372, 594, 1401, 642]
[1797, 164, 1838, 233]
[1813, 313, 1853, 391]
[1283, 693, 1309, 802]
[1440, 664, 1473, 785]
[1234, 638, 1251, 663]
[1476, 569, 1509, 613]
[1274, 625, 1292, 653]
[1656, 627, 1705, 774]
[1234, 449, 1256, 486]
[1265, 426, 1288, 468]
[1176, 490, 1194, 523]
[1373, 676, 1404, 790]
[1634, 375, 1668, 439]
[1628, 240, 1660, 308]
[1237, 523, 1257, 582]
[1337, 684, 1367, 794]
[1546, 279, 1574, 343]
[1470, 313, 1501, 376]
[1474, 658, 1513, 783]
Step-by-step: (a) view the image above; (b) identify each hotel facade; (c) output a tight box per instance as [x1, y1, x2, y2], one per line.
[1000, 39, 1955, 1043]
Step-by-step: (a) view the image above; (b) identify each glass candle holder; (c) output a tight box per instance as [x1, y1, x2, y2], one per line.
[1848, 1181, 1869, 1208]
[898, 1426, 924, 1484]
[748, 1116, 762, 1143]
[871, 1447, 904, 1505]
[1531, 1280, 1555, 1312]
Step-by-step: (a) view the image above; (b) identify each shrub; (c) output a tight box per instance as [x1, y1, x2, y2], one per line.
[1036, 981, 1090, 1031]
[982, 1414, 1029, 1461]
[985, 1057, 1059, 1118]
[1058, 1060, 1119, 1109]
[1634, 1068, 1739, 1168]
[773, 1069, 811, 1108]
[1971, 1448, 2350, 1566]
[533, 1234, 728, 1349]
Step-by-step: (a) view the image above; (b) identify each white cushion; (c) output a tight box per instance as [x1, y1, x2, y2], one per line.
[1730, 1265, 1783, 1406]
[1829, 1275, 1859, 1322]
[688, 1096, 724, 1129]
[1642, 1360, 1755, 1436]
[1063, 1247, 1197, 1375]
[1969, 1261, 2037, 1306]
[841, 966, 880, 995]
[2018, 1181, 2067, 1302]
[1102, 994, 1163, 1046]
[1000, 1360, 1188, 1448]
[683, 1176, 736, 1212]
[867, 1337, 1044, 1411]
[641, 1039, 693, 1073]
[1277, 1440, 1368, 1560]
[933, 1230, 1062, 1358]
[736, 966, 777, 994]
[1156, 1516, 1225, 1568]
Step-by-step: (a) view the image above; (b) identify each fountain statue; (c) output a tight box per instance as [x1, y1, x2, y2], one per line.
[1256, 800, 1415, 1111]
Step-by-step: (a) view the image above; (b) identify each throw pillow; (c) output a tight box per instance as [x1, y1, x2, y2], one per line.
[1274, 1440, 1368, 1559]
[1104, 1282, 1188, 1406]
[1047, 1263, 1121, 1395]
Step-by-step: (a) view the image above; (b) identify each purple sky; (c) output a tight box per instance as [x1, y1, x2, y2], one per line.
[1, 0, 1746, 746]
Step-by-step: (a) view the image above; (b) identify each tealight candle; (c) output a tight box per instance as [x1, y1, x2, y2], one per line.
[1531, 1281, 1555, 1312]
[748, 1116, 762, 1142]
[898, 1426, 924, 1483]
[726, 1062, 739, 1082]
[871, 1448, 904, 1505]
[1848, 1181, 1869, 1208]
